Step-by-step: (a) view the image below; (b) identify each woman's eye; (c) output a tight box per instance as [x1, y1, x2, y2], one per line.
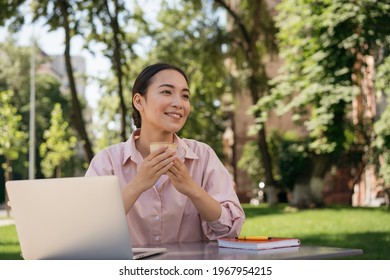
[182, 94, 190, 100]
[161, 90, 172, 95]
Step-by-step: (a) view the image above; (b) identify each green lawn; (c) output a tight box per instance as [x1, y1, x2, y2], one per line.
[240, 204, 390, 259]
[1, 204, 389, 259]
[0, 223, 21, 260]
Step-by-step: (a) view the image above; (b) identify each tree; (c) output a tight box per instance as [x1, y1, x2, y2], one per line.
[213, 0, 279, 204]
[0, 0, 25, 32]
[93, 84, 124, 151]
[373, 53, 390, 186]
[0, 40, 77, 178]
[0, 90, 28, 216]
[80, 0, 135, 141]
[31, 0, 94, 162]
[2, 0, 94, 162]
[40, 103, 77, 178]
[253, 0, 390, 207]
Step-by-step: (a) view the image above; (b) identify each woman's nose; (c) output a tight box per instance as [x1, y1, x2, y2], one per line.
[171, 94, 183, 108]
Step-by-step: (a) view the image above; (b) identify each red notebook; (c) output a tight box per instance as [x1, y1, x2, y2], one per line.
[217, 237, 301, 250]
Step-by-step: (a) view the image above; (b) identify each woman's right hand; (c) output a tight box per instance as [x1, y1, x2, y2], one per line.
[132, 146, 177, 192]
[122, 146, 177, 213]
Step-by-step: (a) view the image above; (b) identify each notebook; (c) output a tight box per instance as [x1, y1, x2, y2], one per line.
[217, 237, 301, 250]
[5, 175, 167, 260]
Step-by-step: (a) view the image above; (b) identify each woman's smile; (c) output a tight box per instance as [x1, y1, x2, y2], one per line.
[165, 111, 183, 119]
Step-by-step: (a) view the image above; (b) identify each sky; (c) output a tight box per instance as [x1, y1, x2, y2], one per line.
[0, 19, 111, 110]
[0, 0, 161, 110]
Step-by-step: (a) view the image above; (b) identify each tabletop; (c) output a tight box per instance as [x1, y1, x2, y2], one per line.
[136, 241, 363, 260]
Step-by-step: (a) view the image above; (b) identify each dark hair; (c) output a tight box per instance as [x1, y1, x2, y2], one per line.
[132, 63, 189, 128]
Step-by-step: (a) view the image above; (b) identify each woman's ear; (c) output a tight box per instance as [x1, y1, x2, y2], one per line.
[133, 93, 143, 111]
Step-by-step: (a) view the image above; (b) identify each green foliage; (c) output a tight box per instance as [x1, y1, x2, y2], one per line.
[270, 131, 309, 190]
[238, 131, 310, 190]
[93, 91, 124, 151]
[0, 0, 26, 32]
[39, 104, 77, 178]
[253, 0, 390, 155]
[0, 40, 78, 178]
[237, 140, 263, 185]
[374, 54, 390, 185]
[0, 90, 28, 165]
[0, 39, 32, 103]
[79, 0, 136, 140]
[246, 0, 390, 201]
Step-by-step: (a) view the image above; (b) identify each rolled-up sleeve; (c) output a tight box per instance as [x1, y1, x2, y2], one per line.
[204, 201, 245, 239]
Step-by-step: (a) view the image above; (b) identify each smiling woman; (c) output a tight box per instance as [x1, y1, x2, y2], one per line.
[85, 63, 245, 247]
[132, 66, 191, 142]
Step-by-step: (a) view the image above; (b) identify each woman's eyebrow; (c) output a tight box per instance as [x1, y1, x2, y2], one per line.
[158, 83, 175, 88]
[158, 83, 190, 93]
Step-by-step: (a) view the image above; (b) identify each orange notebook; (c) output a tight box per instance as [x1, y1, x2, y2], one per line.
[217, 237, 301, 250]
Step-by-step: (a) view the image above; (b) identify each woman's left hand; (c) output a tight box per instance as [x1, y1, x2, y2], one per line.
[167, 158, 222, 222]
[166, 159, 198, 197]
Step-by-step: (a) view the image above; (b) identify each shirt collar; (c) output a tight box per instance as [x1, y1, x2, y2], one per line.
[123, 129, 198, 166]
[174, 134, 199, 160]
[123, 129, 142, 165]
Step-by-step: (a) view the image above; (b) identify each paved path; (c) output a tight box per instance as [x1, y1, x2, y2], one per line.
[0, 208, 14, 227]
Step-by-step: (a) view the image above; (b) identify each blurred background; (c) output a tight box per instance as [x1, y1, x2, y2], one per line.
[1, 0, 390, 212]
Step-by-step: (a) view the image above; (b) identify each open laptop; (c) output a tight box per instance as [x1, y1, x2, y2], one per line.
[6, 176, 166, 260]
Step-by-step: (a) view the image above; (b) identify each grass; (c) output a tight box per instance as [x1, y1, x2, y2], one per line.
[240, 204, 390, 259]
[1, 204, 389, 259]
[0, 222, 21, 260]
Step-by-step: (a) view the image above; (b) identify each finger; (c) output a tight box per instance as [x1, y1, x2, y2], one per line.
[157, 161, 174, 177]
[151, 150, 177, 166]
[169, 164, 180, 175]
[165, 169, 177, 181]
[153, 153, 177, 172]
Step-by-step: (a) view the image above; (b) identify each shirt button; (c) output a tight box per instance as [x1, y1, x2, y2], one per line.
[155, 215, 160, 221]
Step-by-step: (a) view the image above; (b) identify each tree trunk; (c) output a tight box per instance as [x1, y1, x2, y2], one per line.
[59, 1, 94, 163]
[291, 181, 312, 208]
[215, 0, 278, 204]
[56, 165, 61, 178]
[291, 155, 332, 208]
[257, 125, 278, 205]
[104, 0, 128, 141]
[250, 70, 278, 205]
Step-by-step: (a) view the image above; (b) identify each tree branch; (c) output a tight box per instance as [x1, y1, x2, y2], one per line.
[214, 0, 251, 52]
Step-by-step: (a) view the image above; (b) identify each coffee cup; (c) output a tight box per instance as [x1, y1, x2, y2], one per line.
[150, 142, 186, 160]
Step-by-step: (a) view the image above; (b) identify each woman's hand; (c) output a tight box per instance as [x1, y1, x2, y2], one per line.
[167, 159, 222, 222]
[133, 146, 177, 192]
[166, 158, 198, 197]
[122, 146, 176, 213]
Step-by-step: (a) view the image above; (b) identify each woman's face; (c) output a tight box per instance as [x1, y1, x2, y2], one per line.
[137, 69, 191, 134]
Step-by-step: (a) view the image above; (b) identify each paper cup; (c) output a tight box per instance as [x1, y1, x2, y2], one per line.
[150, 142, 177, 152]
[150, 142, 186, 160]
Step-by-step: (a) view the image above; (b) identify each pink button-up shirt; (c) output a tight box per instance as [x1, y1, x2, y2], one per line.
[85, 130, 245, 246]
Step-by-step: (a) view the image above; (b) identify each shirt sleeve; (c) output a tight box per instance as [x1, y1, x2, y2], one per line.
[85, 150, 115, 177]
[204, 200, 245, 238]
[199, 147, 246, 239]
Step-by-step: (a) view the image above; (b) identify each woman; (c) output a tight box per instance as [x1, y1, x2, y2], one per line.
[86, 63, 245, 246]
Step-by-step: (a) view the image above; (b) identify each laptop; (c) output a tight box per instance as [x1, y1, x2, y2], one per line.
[6, 176, 167, 260]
